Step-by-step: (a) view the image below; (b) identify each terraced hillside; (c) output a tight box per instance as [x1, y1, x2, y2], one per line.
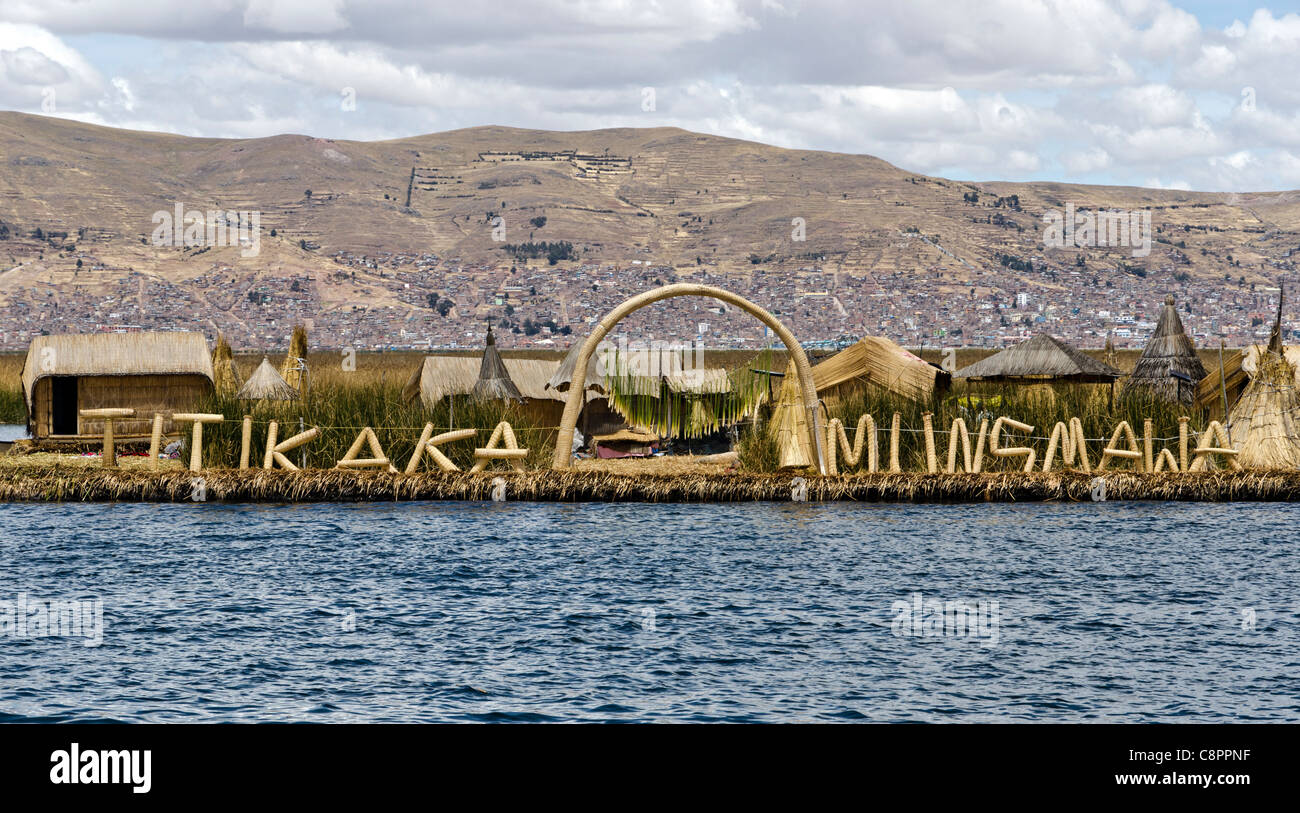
[1, 111, 1298, 351]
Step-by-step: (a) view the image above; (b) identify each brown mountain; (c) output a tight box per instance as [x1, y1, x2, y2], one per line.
[1, 111, 1297, 350]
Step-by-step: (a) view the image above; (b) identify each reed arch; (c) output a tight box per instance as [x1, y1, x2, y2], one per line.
[551, 283, 827, 473]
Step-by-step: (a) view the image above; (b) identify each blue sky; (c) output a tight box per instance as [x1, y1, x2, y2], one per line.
[2, 1, 1300, 191]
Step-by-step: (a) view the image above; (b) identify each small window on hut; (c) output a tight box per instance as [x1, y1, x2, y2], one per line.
[51, 376, 79, 435]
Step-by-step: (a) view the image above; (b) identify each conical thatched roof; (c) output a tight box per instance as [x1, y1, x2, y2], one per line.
[280, 324, 308, 392]
[471, 326, 523, 402]
[212, 334, 242, 395]
[954, 333, 1121, 382]
[1229, 350, 1300, 469]
[770, 359, 812, 469]
[401, 356, 559, 406]
[236, 357, 299, 401]
[1121, 295, 1207, 404]
[1228, 287, 1300, 469]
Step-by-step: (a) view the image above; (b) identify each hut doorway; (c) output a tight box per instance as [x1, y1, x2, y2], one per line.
[51, 376, 78, 435]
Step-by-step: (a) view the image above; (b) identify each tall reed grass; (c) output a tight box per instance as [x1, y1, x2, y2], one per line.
[192, 382, 555, 470]
[738, 382, 1209, 473]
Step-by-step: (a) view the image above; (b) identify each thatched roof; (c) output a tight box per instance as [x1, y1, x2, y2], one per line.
[1195, 344, 1300, 419]
[212, 334, 242, 395]
[1195, 348, 1244, 420]
[21, 331, 214, 405]
[402, 355, 559, 406]
[592, 429, 658, 444]
[545, 342, 728, 401]
[546, 342, 604, 395]
[1229, 349, 1300, 469]
[771, 359, 813, 469]
[810, 336, 949, 402]
[236, 357, 298, 401]
[954, 333, 1121, 382]
[471, 326, 523, 402]
[1199, 293, 1295, 419]
[1226, 285, 1300, 468]
[664, 368, 731, 394]
[1121, 296, 1207, 404]
[280, 325, 308, 391]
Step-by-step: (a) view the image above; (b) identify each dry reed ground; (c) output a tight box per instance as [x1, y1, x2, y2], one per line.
[0, 452, 185, 471]
[3, 466, 1300, 503]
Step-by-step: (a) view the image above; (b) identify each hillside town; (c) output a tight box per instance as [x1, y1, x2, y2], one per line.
[2, 244, 1297, 352]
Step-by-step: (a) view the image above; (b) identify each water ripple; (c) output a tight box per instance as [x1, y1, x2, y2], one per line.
[0, 500, 1296, 722]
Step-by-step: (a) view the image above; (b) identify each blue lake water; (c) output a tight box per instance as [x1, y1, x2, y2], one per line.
[0, 500, 1297, 722]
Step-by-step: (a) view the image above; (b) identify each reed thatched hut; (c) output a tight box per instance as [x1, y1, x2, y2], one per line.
[403, 341, 562, 426]
[543, 342, 635, 437]
[1228, 297, 1300, 468]
[809, 336, 950, 403]
[603, 365, 752, 439]
[1195, 347, 1247, 421]
[1121, 296, 1206, 404]
[953, 333, 1121, 399]
[767, 336, 946, 468]
[21, 331, 215, 439]
[236, 357, 299, 401]
[471, 325, 523, 402]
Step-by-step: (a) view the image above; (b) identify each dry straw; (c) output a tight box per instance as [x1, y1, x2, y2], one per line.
[8, 467, 1300, 503]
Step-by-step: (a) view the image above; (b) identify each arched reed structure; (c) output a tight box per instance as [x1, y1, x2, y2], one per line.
[551, 284, 826, 473]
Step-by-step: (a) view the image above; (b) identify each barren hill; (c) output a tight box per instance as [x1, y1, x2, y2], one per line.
[1, 111, 1297, 351]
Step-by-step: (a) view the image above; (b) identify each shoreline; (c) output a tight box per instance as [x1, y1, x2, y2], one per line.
[2, 467, 1300, 503]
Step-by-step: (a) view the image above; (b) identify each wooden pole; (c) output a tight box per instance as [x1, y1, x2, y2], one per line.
[922, 412, 937, 473]
[189, 420, 203, 472]
[263, 420, 278, 469]
[80, 408, 134, 469]
[274, 426, 319, 453]
[239, 415, 252, 470]
[171, 413, 223, 472]
[888, 412, 901, 473]
[1179, 416, 1190, 472]
[104, 416, 116, 468]
[1143, 418, 1154, 473]
[405, 422, 435, 474]
[148, 413, 164, 470]
[1219, 338, 1229, 424]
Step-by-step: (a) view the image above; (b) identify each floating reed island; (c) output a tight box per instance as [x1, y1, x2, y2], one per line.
[8, 284, 1300, 503]
[8, 466, 1300, 504]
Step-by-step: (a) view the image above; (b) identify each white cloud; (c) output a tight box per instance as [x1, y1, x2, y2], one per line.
[1061, 146, 1112, 174]
[243, 0, 349, 34]
[0, 2, 1297, 191]
[0, 23, 104, 108]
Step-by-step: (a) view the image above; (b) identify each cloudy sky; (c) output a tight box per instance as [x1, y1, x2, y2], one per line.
[1, 0, 1298, 192]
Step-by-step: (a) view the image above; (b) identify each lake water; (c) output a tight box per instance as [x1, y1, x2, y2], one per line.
[0, 424, 27, 442]
[0, 501, 1297, 722]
